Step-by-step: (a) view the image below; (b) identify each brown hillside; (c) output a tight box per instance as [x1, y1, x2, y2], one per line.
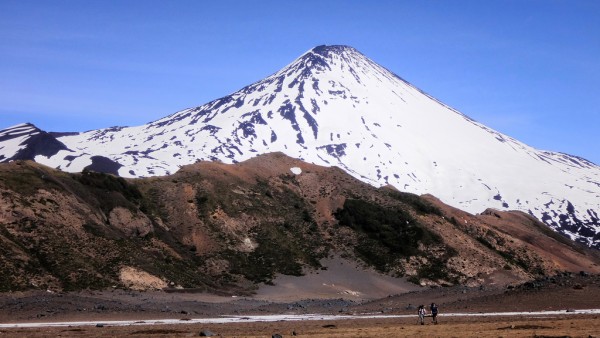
[0, 153, 598, 294]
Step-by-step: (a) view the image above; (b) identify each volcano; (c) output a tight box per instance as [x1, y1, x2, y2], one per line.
[1, 45, 599, 248]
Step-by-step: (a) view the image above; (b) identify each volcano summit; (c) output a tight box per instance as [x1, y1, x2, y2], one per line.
[1, 45, 599, 248]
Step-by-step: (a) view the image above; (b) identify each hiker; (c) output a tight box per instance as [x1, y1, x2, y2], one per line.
[430, 303, 438, 324]
[417, 304, 426, 325]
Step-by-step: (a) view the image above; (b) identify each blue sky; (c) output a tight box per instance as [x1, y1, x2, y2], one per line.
[1, 0, 599, 164]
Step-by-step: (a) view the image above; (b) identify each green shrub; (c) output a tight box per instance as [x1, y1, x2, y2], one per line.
[335, 199, 441, 256]
[334, 198, 444, 271]
[73, 170, 143, 213]
[387, 191, 443, 216]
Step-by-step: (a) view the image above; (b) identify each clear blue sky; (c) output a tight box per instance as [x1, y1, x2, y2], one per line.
[1, 0, 599, 164]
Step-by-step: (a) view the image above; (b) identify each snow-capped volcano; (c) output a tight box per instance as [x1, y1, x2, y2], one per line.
[1, 45, 599, 248]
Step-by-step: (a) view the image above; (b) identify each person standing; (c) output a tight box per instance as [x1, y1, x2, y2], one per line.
[418, 305, 426, 325]
[430, 303, 438, 324]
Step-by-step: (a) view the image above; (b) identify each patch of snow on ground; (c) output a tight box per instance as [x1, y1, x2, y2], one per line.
[2, 310, 600, 328]
[290, 167, 302, 175]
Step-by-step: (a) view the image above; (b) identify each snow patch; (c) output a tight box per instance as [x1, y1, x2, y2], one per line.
[290, 167, 302, 175]
[2, 309, 600, 328]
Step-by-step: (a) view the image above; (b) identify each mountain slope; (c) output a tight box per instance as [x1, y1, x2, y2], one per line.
[1, 155, 598, 292]
[0, 123, 71, 162]
[1, 45, 599, 248]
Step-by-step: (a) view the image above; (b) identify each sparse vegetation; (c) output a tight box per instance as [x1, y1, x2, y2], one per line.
[476, 233, 545, 276]
[203, 181, 326, 284]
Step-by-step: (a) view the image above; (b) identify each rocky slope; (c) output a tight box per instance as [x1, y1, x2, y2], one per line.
[1, 154, 598, 293]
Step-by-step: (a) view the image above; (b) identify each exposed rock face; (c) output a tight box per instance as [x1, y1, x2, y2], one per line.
[0, 155, 598, 293]
[118, 266, 167, 291]
[108, 207, 153, 237]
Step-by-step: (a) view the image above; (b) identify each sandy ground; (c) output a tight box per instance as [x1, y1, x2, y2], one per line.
[1, 315, 599, 337]
[253, 256, 421, 301]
